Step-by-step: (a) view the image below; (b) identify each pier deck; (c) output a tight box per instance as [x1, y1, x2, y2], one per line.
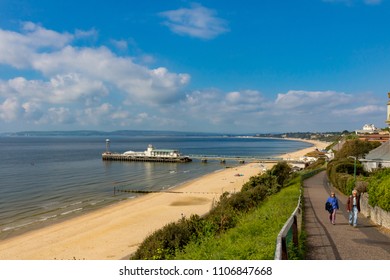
[102, 153, 192, 163]
[102, 152, 285, 164]
[189, 155, 283, 163]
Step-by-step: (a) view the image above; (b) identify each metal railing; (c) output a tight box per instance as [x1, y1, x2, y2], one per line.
[274, 168, 325, 260]
[274, 192, 301, 260]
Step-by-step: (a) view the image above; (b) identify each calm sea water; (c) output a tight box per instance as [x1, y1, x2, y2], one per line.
[0, 135, 311, 239]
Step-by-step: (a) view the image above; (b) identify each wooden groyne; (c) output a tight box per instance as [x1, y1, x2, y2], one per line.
[102, 152, 192, 163]
[114, 187, 219, 196]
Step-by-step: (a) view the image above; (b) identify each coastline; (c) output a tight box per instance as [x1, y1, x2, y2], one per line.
[278, 138, 331, 160]
[0, 139, 329, 260]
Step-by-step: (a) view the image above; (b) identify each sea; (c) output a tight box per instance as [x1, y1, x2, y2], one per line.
[0, 135, 312, 240]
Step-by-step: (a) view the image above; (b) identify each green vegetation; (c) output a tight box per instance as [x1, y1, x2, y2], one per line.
[367, 168, 390, 211]
[327, 158, 362, 195]
[175, 177, 301, 260]
[130, 161, 297, 260]
[334, 139, 381, 160]
[327, 138, 389, 211]
[254, 132, 344, 142]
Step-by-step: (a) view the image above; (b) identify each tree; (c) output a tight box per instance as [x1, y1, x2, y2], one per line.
[241, 172, 278, 192]
[335, 139, 381, 159]
[271, 161, 292, 188]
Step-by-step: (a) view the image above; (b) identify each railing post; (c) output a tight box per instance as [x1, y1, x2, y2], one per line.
[281, 237, 288, 260]
[292, 215, 298, 247]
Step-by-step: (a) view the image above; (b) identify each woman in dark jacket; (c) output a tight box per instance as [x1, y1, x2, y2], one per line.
[326, 192, 339, 225]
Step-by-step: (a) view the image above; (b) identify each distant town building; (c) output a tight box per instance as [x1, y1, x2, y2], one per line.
[357, 134, 389, 142]
[360, 92, 390, 171]
[355, 124, 378, 135]
[355, 123, 389, 142]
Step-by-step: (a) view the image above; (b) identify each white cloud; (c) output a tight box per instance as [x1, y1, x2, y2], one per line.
[0, 97, 21, 121]
[110, 39, 128, 51]
[1, 75, 108, 104]
[0, 23, 190, 105]
[332, 105, 385, 116]
[0, 23, 193, 130]
[159, 3, 229, 39]
[275, 90, 352, 109]
[30, 46, 190, 104]
[21, 22, 73, 48]
[74, 28, 98, 40]
[173, 89, 385, 133]
[21, 101, 44, 122]
[46, 107, 74, 124]
[0, 23, 385, 133]
[177, 89, 266, 129]
[0, 22, 72, 68]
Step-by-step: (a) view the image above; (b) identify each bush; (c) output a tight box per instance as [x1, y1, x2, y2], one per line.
[131, 214, 203, 260]
[271, 161, 292, 188]
[326, 158, 365, 195]
[367, 168, 390, 211]
[242, 172, 278, 192]
[174, 178, 301, 260]
[305, 158, 326, 170]
[207, 203, 240, 234]
[130, 169, 284, 260]
[335, 139, 381, 159]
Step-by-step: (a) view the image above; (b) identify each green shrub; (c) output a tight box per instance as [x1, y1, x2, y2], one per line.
[271, 161, 292, 188]
[335, 139, 381, 159]
[175, 179, 301, 260]
[335, 162, 354, 174]
[242, 172, 278, 192]
[367, 168, 390, 211]
[131, 214, 203, 260]
[305, 158, 326, 170]
[326, 158, 363, 195]
[130, 169, 284, 260]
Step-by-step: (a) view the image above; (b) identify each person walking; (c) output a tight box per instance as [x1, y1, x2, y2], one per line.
[326, 192, 339, 225]
[346, 189, 360, 227]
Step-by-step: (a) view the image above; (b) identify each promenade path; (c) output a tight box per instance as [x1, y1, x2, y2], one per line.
[303, 171, 390, 260]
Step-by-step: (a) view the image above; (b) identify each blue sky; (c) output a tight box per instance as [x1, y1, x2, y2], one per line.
[0, 0, 389, 133]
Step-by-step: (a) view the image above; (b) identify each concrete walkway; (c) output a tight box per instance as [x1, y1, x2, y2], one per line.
[303, 171, 390, 260]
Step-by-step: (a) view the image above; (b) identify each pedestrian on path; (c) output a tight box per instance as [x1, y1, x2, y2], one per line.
[346, 189, 360, 227]
[325, 192, 339, 225]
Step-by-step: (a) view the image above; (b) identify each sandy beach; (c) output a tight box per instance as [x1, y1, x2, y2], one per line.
[0, 139, 329, 260]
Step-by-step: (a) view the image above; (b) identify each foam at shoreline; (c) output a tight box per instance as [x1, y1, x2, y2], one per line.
[0, 139, 330, 260]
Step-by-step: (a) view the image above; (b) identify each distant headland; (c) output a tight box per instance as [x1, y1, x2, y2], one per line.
[1, 130, 345, 142]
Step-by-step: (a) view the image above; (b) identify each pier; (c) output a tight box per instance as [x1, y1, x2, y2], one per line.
[102, 140, 192, 163]
[189, 155, 283, 164]
[102, 152, 192, 163]
[102, 152, 284, 164]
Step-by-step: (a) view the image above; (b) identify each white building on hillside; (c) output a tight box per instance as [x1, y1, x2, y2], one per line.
[360, 92, 390, 171]
[355, 124, 378, 134]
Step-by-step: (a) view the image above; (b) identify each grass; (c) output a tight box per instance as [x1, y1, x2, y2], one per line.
[174, 178, 301, 260]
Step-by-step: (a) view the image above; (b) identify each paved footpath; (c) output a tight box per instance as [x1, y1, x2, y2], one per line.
[303, 171, 390, 260]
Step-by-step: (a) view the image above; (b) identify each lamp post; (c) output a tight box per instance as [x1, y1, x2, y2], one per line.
[348, 156, 357, 186]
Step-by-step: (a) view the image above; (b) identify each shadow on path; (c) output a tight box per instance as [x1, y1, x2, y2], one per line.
[303, 171, 390, 260]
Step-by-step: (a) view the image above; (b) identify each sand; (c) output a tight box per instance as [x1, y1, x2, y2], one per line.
[0, 139, 329, 260]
